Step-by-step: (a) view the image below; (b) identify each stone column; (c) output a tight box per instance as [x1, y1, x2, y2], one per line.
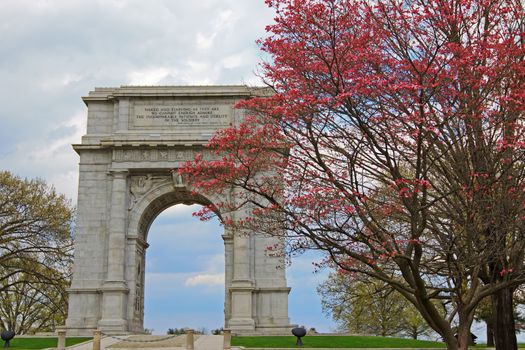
[223, 234, 233, 327]
[107, 170, 128, 282]
[99, 170, 129, 332]
[232, 232, 251, 283]
[127, 236, 148, 333]
[228, 226, 255, 332]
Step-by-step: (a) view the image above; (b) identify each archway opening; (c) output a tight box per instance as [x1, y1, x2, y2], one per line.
[143, 203, 224, 335]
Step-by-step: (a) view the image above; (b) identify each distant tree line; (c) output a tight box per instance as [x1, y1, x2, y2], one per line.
[167, 327, 208, 335]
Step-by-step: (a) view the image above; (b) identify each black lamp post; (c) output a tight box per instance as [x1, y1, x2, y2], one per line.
[291, 327, 306, 347]
[1, 331, 15, 348]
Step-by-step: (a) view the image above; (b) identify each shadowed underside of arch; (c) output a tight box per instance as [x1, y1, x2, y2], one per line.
[136, 188, 216, 242]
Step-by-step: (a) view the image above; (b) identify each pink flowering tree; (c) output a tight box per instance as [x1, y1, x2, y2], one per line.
[181, 1, 525, 349]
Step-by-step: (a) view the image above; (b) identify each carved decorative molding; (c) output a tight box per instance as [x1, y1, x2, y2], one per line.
[129, 174, 171, 210]
[113, 148, 219, 163]
[172, 171, 186, 189]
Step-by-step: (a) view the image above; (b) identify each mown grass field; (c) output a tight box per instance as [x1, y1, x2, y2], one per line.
[231, 335, 448, 348]
[4, 337, 91, 349]
[231, 335, 525, 348]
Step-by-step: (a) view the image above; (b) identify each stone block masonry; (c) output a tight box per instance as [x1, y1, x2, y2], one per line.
[65, 86, 292, 336]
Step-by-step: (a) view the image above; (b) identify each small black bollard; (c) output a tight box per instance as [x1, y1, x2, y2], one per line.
[291, 327, 306, 347]
[1, 331, 15, 348]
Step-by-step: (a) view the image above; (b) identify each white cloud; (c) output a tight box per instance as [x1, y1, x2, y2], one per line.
[195, 9, 239, 50]
[61, 73, 83, 86]
[183, 253, 224, 287]
[1, 109, 86, 201]
[204, 254, 225, 272]
[215, 9, 237, 31]
[40, 73, 84, 90]
[196, 32, 217, 50]
[180, 60, 218, 85]
[184, 273, 224, 287]
[33, 110, 86, 160]
[95, 0, 127, 9]
[147, 272, 189, 283]
[127, 67, 178, 86]
[49, 170, 78, 205]
[159, 204, 198, 218]
[222, 50, 253, 70]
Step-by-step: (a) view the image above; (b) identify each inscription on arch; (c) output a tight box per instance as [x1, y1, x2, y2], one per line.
[130, 100, 234, 130]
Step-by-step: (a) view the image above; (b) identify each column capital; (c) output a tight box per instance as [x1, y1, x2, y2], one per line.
[222, 234, 234, 242]
[108, 169, 129, 178]
[126, 235, 149, 249]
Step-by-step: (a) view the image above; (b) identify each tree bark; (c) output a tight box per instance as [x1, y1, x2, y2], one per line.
[486, 318, 494, 347]
[456, 316, 474, 350]
[441, 329, 460, 350]
[492, 287, 517, 350]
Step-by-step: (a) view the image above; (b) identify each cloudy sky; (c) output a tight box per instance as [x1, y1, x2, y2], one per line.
[0, 0, 334, 334]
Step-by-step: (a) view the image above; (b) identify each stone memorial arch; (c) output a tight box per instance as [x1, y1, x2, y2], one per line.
[66, 86, 292, 335]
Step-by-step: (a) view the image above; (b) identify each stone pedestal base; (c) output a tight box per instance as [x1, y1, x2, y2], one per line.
[229, 318, 256, 333]
[97, 319, 128, 334]
[65, 288, 101, 336]
[254, 324, 296, 335]
[97, 281, 129, 334]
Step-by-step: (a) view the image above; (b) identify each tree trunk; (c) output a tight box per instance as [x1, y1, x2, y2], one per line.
[486, 318, 494, 347]
[456, 323, 473, 350]
[441, 329, 460, 350]
[412, 328, 418, 339]
[492, 287, 517, 350]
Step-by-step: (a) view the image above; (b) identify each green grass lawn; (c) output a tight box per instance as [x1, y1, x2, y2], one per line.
[232, 335, 525, 349]
[4, 337, 92, 350]
[231, 335, 448, 348]
[232, 335, 525, 348]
